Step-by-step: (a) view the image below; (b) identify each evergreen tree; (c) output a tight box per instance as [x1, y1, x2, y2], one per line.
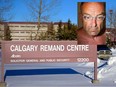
[4, 24, 12, 40]
[57, 19, 77, 40]
[47, 22, 56, 40]
[57, 20, 63, 40]
[67, 19, 72, 30]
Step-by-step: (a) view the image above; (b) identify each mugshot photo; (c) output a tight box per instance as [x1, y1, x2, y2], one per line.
[77, 2, 106, 45]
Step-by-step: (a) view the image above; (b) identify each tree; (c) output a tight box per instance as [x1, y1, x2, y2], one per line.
[0, 0, 13, 22]
[69, 24, 77, 40]
[47, 22, 56, 40]
[107, 10, 116, 29]
[107, 10, 116, 36]
[107, 10, 116, 46]
[67, 19, 72, 30]
[57, 20, 63, 40]
[57, 20, 77, 40]
[25, 0, 60, 40]
[4, 23, 12, 40]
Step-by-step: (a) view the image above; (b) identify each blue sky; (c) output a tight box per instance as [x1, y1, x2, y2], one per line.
[11, 0, 116, 24]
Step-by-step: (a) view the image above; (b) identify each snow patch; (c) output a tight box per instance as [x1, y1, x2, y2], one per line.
[114, 80, 116, 83]
[97, 56, 116, 80]
[85, 48, 116, 81]
[107, 57, 116, 65]
[111, 48, 116, 54]
[85, 71, 91, 76]
[85, 71, 93, 78]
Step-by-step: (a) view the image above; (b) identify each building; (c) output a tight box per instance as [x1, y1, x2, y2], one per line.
[0, 22, 67, 41]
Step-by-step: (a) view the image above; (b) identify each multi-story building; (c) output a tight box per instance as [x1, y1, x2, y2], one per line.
[0, 23, 4, 40]
[0, 22, 67, 41]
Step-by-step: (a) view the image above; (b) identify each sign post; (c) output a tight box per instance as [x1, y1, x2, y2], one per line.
[92, 62, 99, 83]
[0, 42, 6, 87]
[0, 41, 98, 85]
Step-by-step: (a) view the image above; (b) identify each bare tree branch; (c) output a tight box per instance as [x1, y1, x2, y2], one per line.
[107, 9, 116, 46]
[25, 0, 61, 40]
[0, 0, 13, 22]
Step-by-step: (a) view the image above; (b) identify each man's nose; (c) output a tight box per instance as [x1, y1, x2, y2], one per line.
[92, 18, 97, 27]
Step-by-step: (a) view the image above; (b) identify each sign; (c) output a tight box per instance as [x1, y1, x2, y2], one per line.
[1, 41, 97, 83]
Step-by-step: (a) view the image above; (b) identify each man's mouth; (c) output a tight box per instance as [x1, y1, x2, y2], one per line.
[91, 31, 96, 32]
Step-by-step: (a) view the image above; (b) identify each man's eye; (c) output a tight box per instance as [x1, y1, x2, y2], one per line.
[97, 16, 105, 20]
[83, 16, 91, 20]
[98, 17, 103, 19]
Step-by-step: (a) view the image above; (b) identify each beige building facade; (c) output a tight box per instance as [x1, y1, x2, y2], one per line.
[0, 22, 66, 41]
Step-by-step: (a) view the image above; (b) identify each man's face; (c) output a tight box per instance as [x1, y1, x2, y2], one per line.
[82, 2, 105, 37]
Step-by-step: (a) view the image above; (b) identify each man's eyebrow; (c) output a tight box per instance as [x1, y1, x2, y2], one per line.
[82, 13, 91, 16]
[96, 13, 105, 16]
[82, 12, 105, 16]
